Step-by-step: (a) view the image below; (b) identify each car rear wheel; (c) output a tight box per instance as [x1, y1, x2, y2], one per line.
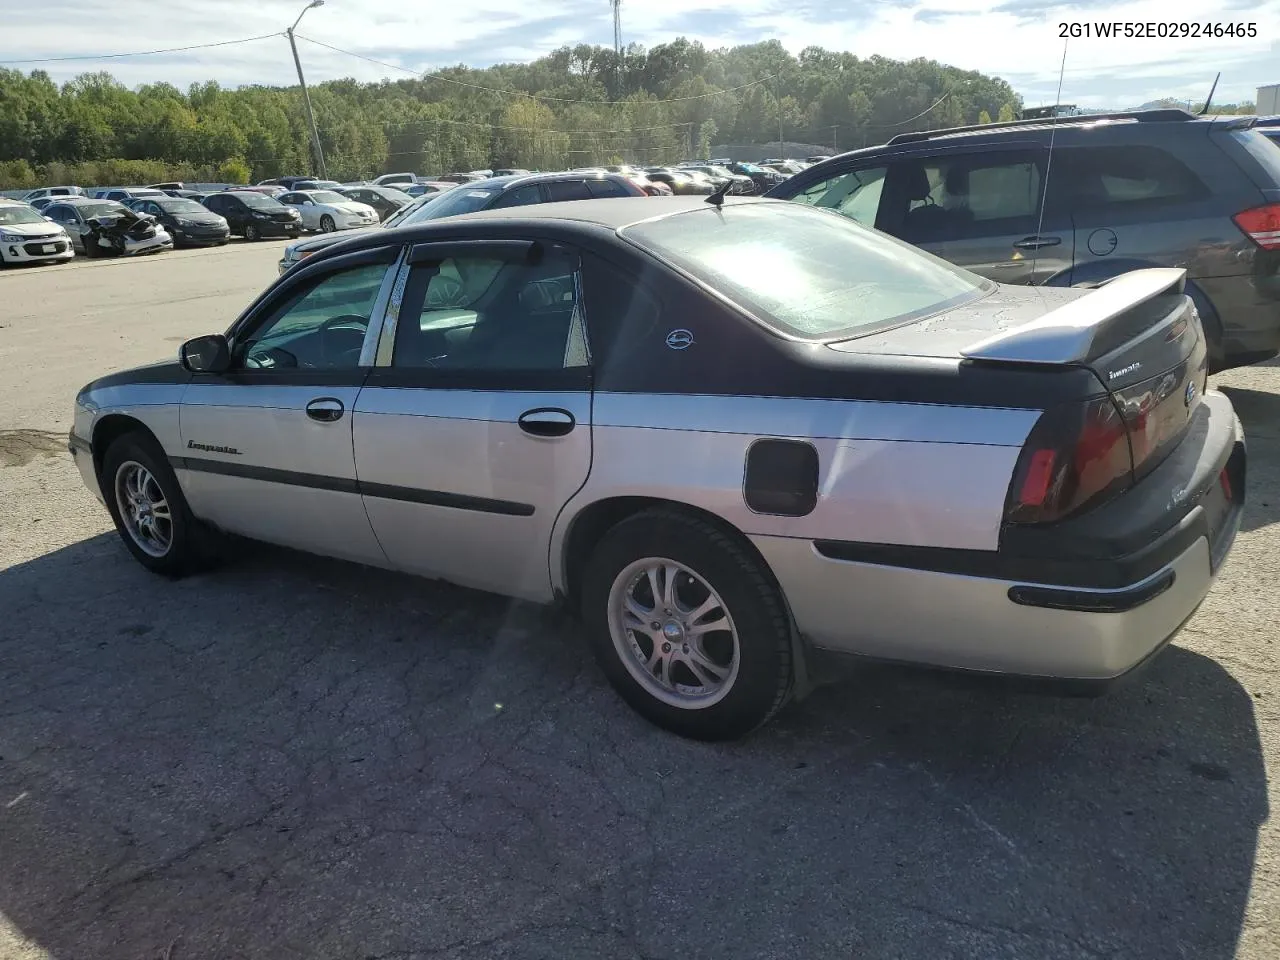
[244, 223, 261, 241]
[101, 432, 212, 577]
[320, 215, 336, 233]
[581, 509, 794, 740]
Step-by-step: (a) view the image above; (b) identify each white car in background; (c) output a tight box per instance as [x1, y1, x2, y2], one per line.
[276, 189, 379, 233]
[0, 199, 74, 265]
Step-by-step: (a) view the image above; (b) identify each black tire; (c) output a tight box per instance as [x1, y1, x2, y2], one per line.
[320, 215, 335, 233]
[81, 236, 98, 258]
[244, 223, 261, 242]
[101, 431, 214, 578]
[581, 509, 794, 741]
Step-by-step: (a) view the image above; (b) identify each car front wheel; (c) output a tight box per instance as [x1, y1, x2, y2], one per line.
[320, 215, 336, 233]
[101, 432, 212, 577]
[244, 223, 261, 241]
[581, 509, 795, 740]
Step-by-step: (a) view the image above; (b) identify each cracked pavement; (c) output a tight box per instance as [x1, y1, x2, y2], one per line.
[1, 243, 1277, 959]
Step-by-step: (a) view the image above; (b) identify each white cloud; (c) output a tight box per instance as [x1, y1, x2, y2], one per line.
[1, 0, 1275, 107]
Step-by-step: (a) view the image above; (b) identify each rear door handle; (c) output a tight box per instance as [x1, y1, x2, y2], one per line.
[518, 407, 575, 438]
[305, 397, 345, 422]
[1013, 235, 1062, 250]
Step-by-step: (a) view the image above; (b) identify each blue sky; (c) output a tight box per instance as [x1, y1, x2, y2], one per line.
[1, 0, 1276, 109]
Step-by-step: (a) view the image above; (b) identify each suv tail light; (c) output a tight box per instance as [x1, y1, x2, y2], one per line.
[1005, 397, 1133, 524]
[1232, 203, 1280, 250]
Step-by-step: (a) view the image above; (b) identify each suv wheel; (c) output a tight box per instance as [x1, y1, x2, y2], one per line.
[581, 510, 794, 740]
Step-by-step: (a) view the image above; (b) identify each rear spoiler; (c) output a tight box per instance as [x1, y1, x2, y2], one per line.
[960, 268, 1187, 365]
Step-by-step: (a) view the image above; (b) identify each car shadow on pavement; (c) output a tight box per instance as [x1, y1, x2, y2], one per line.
[0, 533, 1268, 960]
[1219, 385, 1280, 534]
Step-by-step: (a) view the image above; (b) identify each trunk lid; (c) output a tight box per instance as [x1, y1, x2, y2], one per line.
[831, 268, 1209, 484]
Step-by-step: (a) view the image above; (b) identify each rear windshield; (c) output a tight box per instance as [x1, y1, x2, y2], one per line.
[235, 192, 286, 210]
[622, 202, 991, 340]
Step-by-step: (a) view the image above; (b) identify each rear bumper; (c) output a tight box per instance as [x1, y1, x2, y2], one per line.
[756, 391, 1245, 682]
[755, 533, 1224, 680]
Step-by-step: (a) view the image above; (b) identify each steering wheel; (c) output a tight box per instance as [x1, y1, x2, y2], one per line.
[317, 314, 369, 367]
[425, 275, 465, 309]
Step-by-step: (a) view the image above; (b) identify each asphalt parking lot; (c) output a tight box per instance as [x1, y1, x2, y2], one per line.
[1, 243, 1278, 960]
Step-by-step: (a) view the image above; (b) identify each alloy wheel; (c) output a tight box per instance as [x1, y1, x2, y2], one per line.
[606, 557, 740, 709]
[114, 460, 173, 558]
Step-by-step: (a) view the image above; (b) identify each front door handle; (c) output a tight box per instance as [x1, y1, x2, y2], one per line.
[1013, 235, 1062, 250]
[518, 407, 575, 438]
[305, 397, 345, 422]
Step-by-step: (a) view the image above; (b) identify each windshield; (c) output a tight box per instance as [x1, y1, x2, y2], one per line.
[737, 163, 765, 173]
[236, 192, 286, 210]
[623, 203, 990, 340]
[0, 205, 46, 226]
[157, 199, 207, 214]
[402, 186, 498, 222]
[309, 190, 346, 204]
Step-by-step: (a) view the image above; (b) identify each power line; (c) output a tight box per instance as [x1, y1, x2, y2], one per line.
[294, 34, 776, 105]
[0, 32, 283, 66]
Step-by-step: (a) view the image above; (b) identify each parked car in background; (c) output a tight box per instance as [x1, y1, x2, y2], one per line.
[97, 187, 168, 203]
[258, 176, 315, 190]
[644, 168, 714, 196]
[405, 181, 456, 198]
[276, 189, 379, 233]
[147, 182, 185, 191]
[493, 168, 532, 177]
[21, 186, 84, 202]
[291, 179, 345, 192]
[761, 159, 808, 176]
[28, 196, 67, 212]
[728, 161, 788, 192]
[229, 184, 287, 196]
[440, 172, 487, 184]
[806, 155, 833, 164]
[768, 108, 1280, 371]
[680, 164, 755, 194]
[72, 196, 1245, 741]
[43, 197, 172, 257]
[628, 173, 672, 196]
[337, 184, 413, 221]
[0, 198, 74, 266]
[202, 191, 302, 241]
[372, 172, 418, 187]
[160, 189, 211, 201]
[275, 171, 646, 274]
[126, 196, 230, 247]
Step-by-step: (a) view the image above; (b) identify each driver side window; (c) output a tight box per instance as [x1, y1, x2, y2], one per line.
[791, 166, 888, 227]
[235, 262, 391, 371]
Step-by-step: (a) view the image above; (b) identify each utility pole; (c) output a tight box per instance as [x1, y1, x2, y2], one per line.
[287, 0, 327, 179]
[831, 124, 838, 153]
[775, 76, 785, 158]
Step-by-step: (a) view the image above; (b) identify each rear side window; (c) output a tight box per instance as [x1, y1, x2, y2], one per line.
[586, 178, 630, 199]
[1066, 146, 1208, 210]
[544, 180, 594, 202]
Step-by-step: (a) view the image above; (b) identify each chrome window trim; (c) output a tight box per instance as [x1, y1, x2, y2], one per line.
[362, 245, 410, 367]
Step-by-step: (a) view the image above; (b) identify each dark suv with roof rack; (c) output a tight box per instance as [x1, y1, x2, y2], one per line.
[767, 109, 1280, 371]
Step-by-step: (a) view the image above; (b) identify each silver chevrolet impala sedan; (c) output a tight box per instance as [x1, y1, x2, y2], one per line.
[69, 196, 1246, 740]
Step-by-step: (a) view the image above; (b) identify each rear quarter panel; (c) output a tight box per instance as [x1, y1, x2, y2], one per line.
[551, 392, 1038, 592]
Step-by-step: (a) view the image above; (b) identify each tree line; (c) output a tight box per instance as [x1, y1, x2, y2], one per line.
[0, 37, 1236, 190]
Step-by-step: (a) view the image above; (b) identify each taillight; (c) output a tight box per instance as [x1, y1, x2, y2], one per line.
[1232, 203, 1280, 250]
[1005, 397, 1133, 524]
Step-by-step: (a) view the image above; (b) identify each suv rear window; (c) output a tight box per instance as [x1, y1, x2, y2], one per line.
[1066, 146, 1207, 210]
[622, 203, 991, 340]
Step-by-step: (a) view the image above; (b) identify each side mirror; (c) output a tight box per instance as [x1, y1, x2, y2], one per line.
[43, 216, 54, 222]
[180, 334, 231, 374]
